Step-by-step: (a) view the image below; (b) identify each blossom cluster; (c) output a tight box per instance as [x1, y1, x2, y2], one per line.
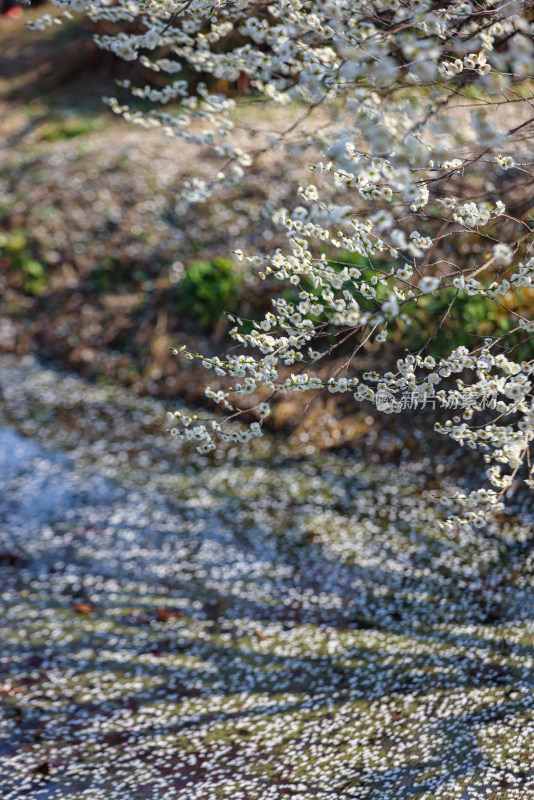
[45, 0, 534, 523]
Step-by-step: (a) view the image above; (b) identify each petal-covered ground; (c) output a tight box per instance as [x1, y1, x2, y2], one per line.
[0, 355, 533, 800]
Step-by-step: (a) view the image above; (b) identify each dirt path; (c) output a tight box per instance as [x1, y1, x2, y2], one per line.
[0, 355, 533, 799]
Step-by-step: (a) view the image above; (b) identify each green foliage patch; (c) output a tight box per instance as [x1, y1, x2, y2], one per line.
[1, 231, 49, 296]
[176, 256, 245, 327]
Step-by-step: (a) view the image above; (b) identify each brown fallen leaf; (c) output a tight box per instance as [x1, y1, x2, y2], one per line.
[156, 607, 182, 622]
[74, 603, 95, 614]
[0, 551, 25, 566]
[254, 628, 267, 640]
[0, 685, 24, 696]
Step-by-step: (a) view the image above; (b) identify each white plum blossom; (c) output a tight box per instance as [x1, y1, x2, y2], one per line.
[418, 276, 441, 293]
[493, 242, 514, 266]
